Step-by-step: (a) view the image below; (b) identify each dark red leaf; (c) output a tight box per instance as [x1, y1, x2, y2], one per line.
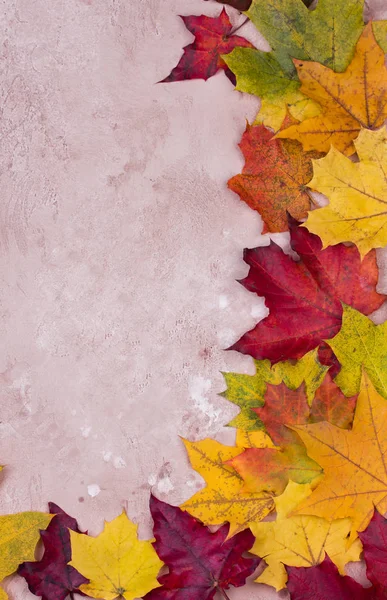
[287, 556, 373, 600]
[18, 504, 88, 600]
[317, 343, 341, 378]
[161, 9, 253, 84]
[203, 0, 313, 9]
[204, 0, 252, 10]
[359, 509, 387, 597]
[144, 495, 259, 600]
[229, 216, 385, 363]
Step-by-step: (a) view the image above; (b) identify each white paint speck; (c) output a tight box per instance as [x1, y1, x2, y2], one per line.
[81, 426, 91, 439]
[71, 409, 77, 416]
[218, 295, 228, 309]
[103, 451, 112, 462]
[87, 484, 101, 498]
[189, 375, 220, 423]
[113, 456, 126, 469]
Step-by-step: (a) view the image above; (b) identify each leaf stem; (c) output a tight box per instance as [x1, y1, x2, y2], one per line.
[230, 17, 249, 36]
[218, 587, 232, 600]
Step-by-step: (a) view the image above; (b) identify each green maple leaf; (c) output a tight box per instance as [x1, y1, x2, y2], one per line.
[327, 306, 387, 400]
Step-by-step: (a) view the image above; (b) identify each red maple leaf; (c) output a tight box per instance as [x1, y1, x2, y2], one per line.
[229, 216, 385, 363]
[18, 503, 88, 600]
[286, 556, 373, 600]
[160, 9, 253, 85]
[144, 495, 259, 600]
[359, 510, 387, 597]
[254, 375, 356, 447]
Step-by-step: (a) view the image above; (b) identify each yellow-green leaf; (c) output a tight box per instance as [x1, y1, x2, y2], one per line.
[222, 350, 328, 431]
[327, 305, 387, 399]
[0, 512, 53, 586]
[247, 0, 364, 74]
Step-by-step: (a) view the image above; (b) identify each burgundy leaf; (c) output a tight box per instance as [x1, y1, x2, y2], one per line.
[287, 556, 374, 600]
[145, 495, 259, 600]
[359, 509, 387, 597]
[18, 504, 88, 600]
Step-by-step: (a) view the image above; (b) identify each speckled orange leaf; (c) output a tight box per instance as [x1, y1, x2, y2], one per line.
[277, 24, 387, 155]
[228, 118, 321, 233]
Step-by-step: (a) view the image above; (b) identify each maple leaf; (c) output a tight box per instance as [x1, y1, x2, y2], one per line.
[255, 376, 356, 447]
[144, 496, 259, 600]
[291, 372, 387, 544]
[230, 443, 322, 495]
[251, 482, 362, 591]
[228, 216, 384, 363]
[18, 503, 88, 600]
[181, 438, 274, 535]
[223, 0, 367, 129]
[327, 306, 387, 400]
[278, 25, 387, 155]
[69, 512, 163, 600]
[286, 556, 373, 600]
[160, 9, 253, 85]
[227, 119, 322, 233]
[359, 509, 387, 597]
[229, 374, 357, 494]
[0, 512, 53, 598]
[303, 127, 387, 256]
[222, 350, 329, 431]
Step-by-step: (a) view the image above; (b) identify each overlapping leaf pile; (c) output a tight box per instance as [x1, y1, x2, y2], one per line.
[2, 0, 387, 599]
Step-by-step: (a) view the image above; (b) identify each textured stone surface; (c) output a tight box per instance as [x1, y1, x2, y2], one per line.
[0, 1, 386, 598]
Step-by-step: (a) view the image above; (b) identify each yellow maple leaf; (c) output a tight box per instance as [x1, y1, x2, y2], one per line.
[277, 24, 387, 155]
[251, 482, 362, 591]
[303, 127, 387, 256]
[290, 372, 387, 544]
[0, 512, 53, 597]
[181, 438, 274, 536]
[70, 512, 163, 600]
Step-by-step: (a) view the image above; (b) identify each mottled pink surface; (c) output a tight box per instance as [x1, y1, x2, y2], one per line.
[0, 0, 386, 599]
